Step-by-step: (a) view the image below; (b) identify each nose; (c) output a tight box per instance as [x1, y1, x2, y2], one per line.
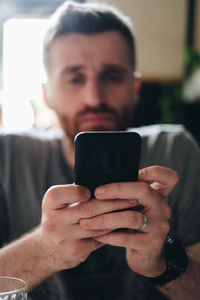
[83, 78, 105, 107]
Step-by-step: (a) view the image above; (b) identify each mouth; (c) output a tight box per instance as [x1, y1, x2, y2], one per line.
[80, 113, 114, 124]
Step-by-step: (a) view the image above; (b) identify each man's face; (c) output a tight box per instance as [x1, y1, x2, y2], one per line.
[44, 31, 137, 142]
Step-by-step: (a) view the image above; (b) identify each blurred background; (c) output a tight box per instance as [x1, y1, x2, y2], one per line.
[0, 0, 199, 143]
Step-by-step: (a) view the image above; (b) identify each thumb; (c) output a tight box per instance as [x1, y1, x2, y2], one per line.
[138, 166, 179, 197]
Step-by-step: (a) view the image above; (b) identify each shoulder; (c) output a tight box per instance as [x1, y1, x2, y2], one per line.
[129, 124, 199, 150]
[0, 128, 63, 147]
[129, 124, 189, 138]
[128, 124, 200, 168]
[0, 128, 64, 161]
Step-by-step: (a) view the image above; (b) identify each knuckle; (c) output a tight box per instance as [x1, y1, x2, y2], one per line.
[138, 212, 145, 229]
[145, 165, 160, 178]
[81, 201, 95, 218]
[172, 170, 179, 185]
[43, 186, 57, 206]
[45, 185, 57, 197]
[165, 205, 172, 220]
[123, 233, 131, 244]
[113, 199, 124, 210]
[98, 214, 105, 227]
[160, 220, 170, 236]
[141, 182, 152, 198]
[74, 185, 89, 201]
[127, 211, 134, 227]
[109, 182, 121, 198]
[115, 182, 122, 197]
[127, 211, 140, 228]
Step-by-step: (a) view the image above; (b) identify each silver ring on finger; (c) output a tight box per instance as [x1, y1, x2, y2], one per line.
[139, 214, 148, 231]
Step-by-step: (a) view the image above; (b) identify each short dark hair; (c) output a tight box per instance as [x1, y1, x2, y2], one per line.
[43, 1, 136, 72]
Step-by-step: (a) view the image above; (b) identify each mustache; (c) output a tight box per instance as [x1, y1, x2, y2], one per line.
[77, 103, 119, 118]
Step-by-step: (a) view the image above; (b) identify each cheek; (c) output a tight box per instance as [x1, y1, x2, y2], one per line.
[53, 82, 85, 113]
[109, 86, 134, 108]
[50, 88, 74, 114]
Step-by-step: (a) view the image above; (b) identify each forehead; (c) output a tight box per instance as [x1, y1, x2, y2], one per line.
[48, 31, 132, 75]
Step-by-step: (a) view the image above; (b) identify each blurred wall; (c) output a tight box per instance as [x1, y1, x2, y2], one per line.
[195, 0, 200, 53]
[87, 0, 188, 81]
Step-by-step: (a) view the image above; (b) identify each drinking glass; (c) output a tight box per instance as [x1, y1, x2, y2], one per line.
[0, 276, 27, 300]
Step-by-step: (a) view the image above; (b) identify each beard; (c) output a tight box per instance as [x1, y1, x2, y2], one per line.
[58, 102, 134, 143]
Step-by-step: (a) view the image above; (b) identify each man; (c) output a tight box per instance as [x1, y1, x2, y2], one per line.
[0, 1, 200, 299]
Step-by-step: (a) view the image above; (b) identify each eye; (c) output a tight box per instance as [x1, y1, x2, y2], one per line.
[101, 72, 123, 84]
[108, 74, 122, 82]
[68, 75, 85, 85]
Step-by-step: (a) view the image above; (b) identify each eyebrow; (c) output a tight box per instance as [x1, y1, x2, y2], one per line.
[101, 64, 128, 74]
[60, 63, 128, 77]
[60, 65, 84, 76]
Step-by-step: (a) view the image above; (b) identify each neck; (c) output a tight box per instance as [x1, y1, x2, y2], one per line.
[61, 136, 75, 169]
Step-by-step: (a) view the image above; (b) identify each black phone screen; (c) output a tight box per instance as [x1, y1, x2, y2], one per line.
[74, 131, 141, 194]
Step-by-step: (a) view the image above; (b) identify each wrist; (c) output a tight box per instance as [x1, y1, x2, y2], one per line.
[25, 227, 59, 274]
[33, 226, 62, 274]
[143, 234, 188, 286]
[148, 258, 167, 278]
[0, 227, 57, 291]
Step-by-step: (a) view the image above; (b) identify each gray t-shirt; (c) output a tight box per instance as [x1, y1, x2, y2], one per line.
[0, 124, 200, 300]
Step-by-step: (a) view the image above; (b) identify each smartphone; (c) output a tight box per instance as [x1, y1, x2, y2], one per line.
[74, 131, 141, 195]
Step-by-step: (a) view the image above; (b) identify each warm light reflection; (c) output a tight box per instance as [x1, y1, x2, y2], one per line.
[3, 18, 48, 130]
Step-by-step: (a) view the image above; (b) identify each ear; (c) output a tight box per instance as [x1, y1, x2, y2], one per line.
[133, 71, 141, 103]
[42, 82, 54, 109]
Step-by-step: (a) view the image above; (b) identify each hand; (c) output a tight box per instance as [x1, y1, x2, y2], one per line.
[40, 184, 138, 272]
[79, 166, 178, 277]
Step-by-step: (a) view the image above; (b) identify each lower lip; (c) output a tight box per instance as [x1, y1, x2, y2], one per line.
[81, 115, 112, 124]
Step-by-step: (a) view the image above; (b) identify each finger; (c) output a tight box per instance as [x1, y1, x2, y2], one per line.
[93, 231, 145, 248]
[42, 184, 91, 211]
[80, 228, 113, 239]
[42, 197, 139, 235]
[138, 166, 179, 197]
[94, 167, 178, 202]
[68, 198, 138, 223]
[80, 210, 147, 232]
[94, 181, 159, 209]
[43, 218, 113, 240]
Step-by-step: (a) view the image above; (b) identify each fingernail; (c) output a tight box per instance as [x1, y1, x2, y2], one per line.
[81, 218, 91, 224]
[139, 169, 145, 179]
[95, 186, 105, 195]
